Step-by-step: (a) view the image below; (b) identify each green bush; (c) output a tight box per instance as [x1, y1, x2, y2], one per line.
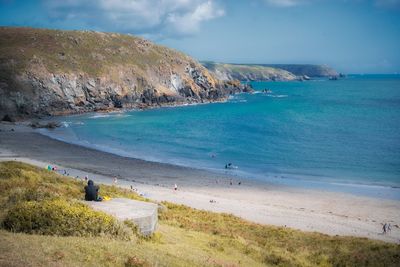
[3, 199, 134, 239]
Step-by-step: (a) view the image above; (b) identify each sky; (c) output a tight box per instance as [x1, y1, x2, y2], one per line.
[1, 0, 399, 73]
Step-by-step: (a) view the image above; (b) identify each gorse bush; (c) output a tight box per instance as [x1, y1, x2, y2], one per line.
[125, 256, 151, 267]
[3, 199, 134, 239]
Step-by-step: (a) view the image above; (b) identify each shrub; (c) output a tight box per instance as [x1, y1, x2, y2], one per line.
[125, 256, 151, 267]
[3, 198, 134, 239]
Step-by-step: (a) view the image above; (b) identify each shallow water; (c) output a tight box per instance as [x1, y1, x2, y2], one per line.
[42, 75, 400, 199]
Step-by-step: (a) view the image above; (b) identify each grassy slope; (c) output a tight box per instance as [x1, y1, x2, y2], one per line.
[256, 64, 338, 77]
[202, 62, 296, 80]
[0, 27, 189, 77]
[0, 161, 399, 267]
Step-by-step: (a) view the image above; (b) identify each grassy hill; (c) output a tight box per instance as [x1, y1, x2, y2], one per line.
[257, 64, 338, 77]
[202, 62, 298, 81]
[0, 161, 399, 266]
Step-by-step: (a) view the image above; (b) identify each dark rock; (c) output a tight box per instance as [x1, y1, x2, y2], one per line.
[30, 121, 61, 129]
[2, 114, 15, 122]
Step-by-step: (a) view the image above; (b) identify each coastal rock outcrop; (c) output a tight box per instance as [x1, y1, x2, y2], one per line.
[258, 64, 339, 77]
[202, 62, 298, 81]
[202, 62, 339, 81]
[0, 27, 251, 119]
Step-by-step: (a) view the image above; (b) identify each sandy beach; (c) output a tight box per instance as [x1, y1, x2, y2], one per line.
[1, 121, 399, 244]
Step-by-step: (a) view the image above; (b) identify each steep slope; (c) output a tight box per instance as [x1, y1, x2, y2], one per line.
[203, 62, 298, 81]
[0, 27, 249, 119]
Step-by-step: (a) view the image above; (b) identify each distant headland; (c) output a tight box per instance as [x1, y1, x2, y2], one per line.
[202, 61, 338, 82]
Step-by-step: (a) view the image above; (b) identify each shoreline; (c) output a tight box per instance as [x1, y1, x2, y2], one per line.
[1, 122, 400, 243]
[39, 116, 400, 201]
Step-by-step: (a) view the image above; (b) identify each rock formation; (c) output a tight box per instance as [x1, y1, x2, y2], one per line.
[202, 62, 339, 81]
[0, 27, 251, 119]
[202, 62, 298, 81]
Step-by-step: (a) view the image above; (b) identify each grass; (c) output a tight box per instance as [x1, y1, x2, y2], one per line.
[0, 161, 399, 266]
[0, 27, 189, 77]
[202, 62, 296, 81]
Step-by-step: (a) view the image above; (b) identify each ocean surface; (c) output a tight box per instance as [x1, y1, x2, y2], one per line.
[41, 75, 400, 199]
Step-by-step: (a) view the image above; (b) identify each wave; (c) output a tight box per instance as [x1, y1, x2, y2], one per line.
[89, 114, 111, 119]
[267, 94, 288, 98]
[88, 113, 131, 119]
[229, 99, 248, 103]
[61, 121, 85, 127]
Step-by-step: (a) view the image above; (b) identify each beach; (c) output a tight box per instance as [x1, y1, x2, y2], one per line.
[1, 121, 399, 244]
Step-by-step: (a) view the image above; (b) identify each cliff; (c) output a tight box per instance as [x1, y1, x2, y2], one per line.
[0, 27, 250, 119]
[257, 64, 338, 77]
[202, 62, 298, 81]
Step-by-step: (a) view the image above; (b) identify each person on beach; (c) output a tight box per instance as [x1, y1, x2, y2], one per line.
[174, 183, 178, 191]
[84, 180, 102, 201]
[382, 223, 387, 234]
[113, 177, 118, 185]
[388, 223, 392, 234]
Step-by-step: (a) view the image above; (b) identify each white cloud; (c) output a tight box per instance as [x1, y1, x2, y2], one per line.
[43, 0, 225, 38]
[264, 0, 309, 7]
[166, 1, 225, 35]
[264, 0, 400, 9]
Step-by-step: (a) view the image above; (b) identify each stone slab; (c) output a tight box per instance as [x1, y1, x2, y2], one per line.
[86, 198, 158, 236]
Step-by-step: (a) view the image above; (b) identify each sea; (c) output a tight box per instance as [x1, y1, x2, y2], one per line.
[40, 75, 400, 199]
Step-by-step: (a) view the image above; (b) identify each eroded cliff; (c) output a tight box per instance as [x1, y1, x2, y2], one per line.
[0, 27, 250, 119]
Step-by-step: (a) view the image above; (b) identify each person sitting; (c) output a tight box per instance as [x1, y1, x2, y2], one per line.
[84, 180, 102, 201]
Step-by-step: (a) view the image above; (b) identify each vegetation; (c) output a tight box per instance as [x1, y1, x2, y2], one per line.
[3, 199, 135, 239]
[202, 61, 297, 81]
[0, 161, 399, 266]
[0, 27, 189, 77]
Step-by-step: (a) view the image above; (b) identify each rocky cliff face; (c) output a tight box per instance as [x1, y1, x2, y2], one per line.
[202, 62, 298, 81]
[0, 27, 250, 119]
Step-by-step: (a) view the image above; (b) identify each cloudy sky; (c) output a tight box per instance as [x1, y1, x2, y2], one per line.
[1, 0, 399, 73]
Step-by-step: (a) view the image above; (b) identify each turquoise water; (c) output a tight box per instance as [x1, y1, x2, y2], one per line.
[43, 75, 400, 199]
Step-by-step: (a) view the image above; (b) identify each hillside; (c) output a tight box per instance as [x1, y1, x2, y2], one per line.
[202, 62, 298, 81]
[259, 64, 339, 77]
[0, 27, 249, 119]
[1, 161, 399, 266]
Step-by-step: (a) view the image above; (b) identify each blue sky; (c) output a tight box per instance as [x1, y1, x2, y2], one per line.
[1, 0, 399, 73]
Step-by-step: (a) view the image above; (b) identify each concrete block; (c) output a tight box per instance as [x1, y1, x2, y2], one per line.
[86, 198, 158, 236]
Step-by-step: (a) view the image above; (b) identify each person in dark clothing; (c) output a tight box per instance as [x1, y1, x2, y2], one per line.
[84, 180, 101, 201]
